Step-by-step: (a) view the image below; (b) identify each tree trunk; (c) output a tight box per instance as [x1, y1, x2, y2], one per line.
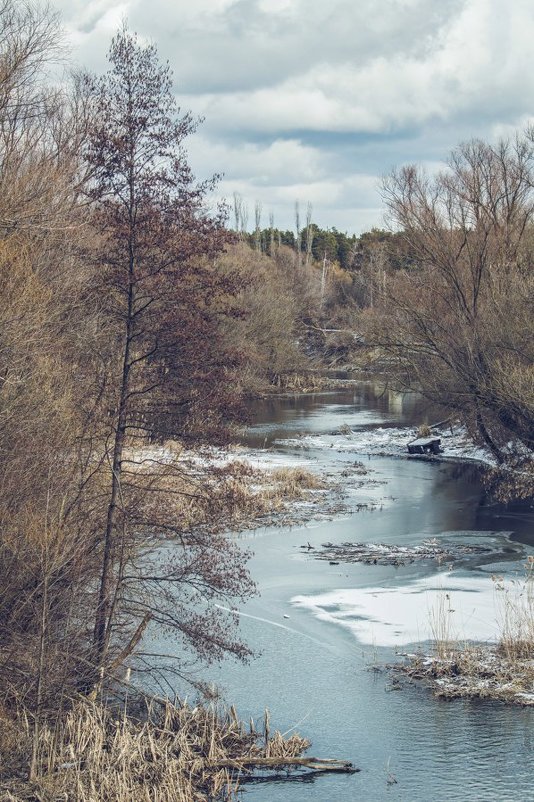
[93, 220, 136, 671]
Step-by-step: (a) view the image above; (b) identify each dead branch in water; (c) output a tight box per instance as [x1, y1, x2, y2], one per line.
[308, 539, 491, 566]
[212, 755, 358, 773]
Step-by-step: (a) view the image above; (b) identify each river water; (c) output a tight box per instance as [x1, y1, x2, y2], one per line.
[176, 385, 534, 801]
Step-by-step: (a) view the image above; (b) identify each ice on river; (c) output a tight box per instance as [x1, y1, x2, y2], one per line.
[291, 571, 524, 648]
[276, 424, 493, 464]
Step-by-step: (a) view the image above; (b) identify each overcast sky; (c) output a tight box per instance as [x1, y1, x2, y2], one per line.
[52, 0, 534, 233]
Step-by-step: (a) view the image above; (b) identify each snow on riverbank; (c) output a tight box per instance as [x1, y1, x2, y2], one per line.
[126, 440, 353, 528]
[129, 441, 317, 472]
[128, 415, 494, 486]
[276, 424, 493, 464]
[393, 648, 534, 706]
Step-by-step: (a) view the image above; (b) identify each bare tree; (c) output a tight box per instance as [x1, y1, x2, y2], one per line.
[320, 251, 329, 306]
[232, 192, 241, 232]
[240, 201, 249, 236]
[269, 211, 274, 255]
[305, 202, 313, 265]
[365, 241, 387, 308]
[373, 133, 534, 482]
[233, 191, 245, 236]
[254, 199, 262, 252]
[84, 27, 254, 680]
[294, 200, 301, 265]
[0, 0, 107, 754]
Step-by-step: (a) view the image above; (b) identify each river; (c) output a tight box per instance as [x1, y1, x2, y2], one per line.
[169, 384, 534, 801]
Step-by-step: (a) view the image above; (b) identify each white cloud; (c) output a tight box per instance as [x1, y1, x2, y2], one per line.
[184, 133, 381, 231]
[49, 0, 534, 231]
[186, 136, 324, 185]
[187, 0, 534, 137]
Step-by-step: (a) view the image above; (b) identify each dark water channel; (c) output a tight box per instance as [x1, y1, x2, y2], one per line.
[176, 385, 534, 801]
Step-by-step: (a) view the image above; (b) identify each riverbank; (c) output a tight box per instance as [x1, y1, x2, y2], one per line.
[127, 440, 356, 530]
[292, 563, 534, 707]
[392, 646, 534, 706]
[390, 563, 534, 707]
[248, 385, 533, 504]
[0, 698, 321, 802]
[275, 419, 493, 465]
[244, 364, 381, 398]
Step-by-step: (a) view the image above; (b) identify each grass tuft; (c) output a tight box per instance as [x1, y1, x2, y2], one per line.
[395, 564, 534, 706]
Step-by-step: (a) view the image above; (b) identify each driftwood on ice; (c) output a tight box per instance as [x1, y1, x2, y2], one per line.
[302, 539, 491, 566]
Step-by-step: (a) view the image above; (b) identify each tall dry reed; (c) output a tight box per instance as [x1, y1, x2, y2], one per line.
[1, 698, 309, 802]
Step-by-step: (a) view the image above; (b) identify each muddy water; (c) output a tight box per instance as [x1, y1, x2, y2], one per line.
[185, 385, 534, 801]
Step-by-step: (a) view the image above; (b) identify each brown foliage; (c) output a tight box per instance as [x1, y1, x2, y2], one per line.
[367, 133, 534, 495]
[216, 242, 322, 390]
[0, 13, 256, 763]
[0, 0, 99, 716]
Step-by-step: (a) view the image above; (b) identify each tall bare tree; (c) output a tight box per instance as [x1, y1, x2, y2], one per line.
[372, 133, 534, 489]
[294, 200, 301, 266]
[84, 27, 253, 677]
[254, 199, 262, 252]
[305, 202, 313, 265]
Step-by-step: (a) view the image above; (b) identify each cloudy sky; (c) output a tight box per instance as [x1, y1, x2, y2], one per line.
[52, 0, 534, 233]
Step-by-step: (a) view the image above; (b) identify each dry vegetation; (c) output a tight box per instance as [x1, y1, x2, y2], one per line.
[0, 6, 331, 798]
[0, 699, 311, 801]
[365, 136, 534, 498]
[1, 0, 532, 797]
[208, 461, 329, 525]
[269, 466, 325, 493]
[394, 565, 534, 705]
[400, 647, 534, 706]
[0, 6, 351, 794]
[416, 424, 433, 439]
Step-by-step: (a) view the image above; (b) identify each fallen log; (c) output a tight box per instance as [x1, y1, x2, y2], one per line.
[210, 756, 358, 773]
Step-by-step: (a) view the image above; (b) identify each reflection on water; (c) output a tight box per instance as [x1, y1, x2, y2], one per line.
[243, 382, 444, 446]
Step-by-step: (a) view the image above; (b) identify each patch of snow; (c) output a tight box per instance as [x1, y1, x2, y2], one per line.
[127, 442, 318, 474]
[291, 571, 524, 648]
[275, 425, 495, 466]
[515, 692, 534, 703]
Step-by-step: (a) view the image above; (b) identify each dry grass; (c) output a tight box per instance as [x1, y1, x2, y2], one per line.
[269, 466, 325, 495]
[399, 646, 534, 705]
[0, 699, 310, 801]
[493, 565, 534, 660]
[416, 423, 433, 438]
[208, 464, 327, 527]
[395, 564, 534, 705]
[428, 590, 456, 660]
[122, 445, 328, 531]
